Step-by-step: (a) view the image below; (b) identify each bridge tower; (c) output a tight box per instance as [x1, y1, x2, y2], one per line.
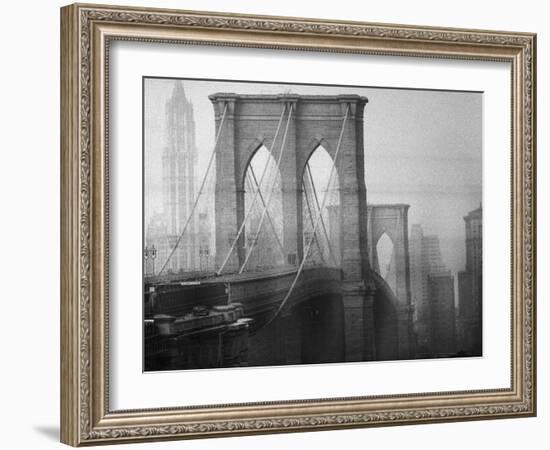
[366, 204, 413, 359]
[209, 93, 376, 362]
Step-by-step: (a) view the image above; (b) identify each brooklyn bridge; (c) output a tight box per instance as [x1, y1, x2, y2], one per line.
[144, 92, 414, 371]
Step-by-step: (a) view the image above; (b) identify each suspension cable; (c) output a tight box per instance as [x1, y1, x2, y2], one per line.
[238, 104, 294, 274]
[302, 180, 326, 265]
[244, 171, 285, 263]
[216, 105, 287, 275]
[248, 166, 286, 261]
[305, 162, 338, 267]
[263, 104, 350, 328]
[158, 103, 228, 275]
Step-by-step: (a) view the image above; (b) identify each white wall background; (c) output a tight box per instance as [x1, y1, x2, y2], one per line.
[0, 0, 545, 448]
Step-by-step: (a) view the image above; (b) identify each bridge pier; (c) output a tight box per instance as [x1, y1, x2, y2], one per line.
[342, 282, 376, 361]
[281, 310, 302, 364]
[397, 305, 413, 359]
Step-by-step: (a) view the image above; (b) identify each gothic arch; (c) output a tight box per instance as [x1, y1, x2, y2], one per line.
[375, 231, 394, 280]
[366, 205, 411, 303]
[239, 138, 266, 191]
[301, 144, 341, 266]
[240, 142, 284, 193]
[242, 145, 284, 270]
[299, 137, 339, 184]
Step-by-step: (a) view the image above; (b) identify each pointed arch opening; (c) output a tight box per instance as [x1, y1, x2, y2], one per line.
[242, 145, 284, 271]
[376, 232, 398, 295]
[302, 145, 341, 267]
[376, 232, 394, 279]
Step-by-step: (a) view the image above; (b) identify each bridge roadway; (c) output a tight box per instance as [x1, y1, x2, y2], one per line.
[147, 264, 343, 327]
[210, 265, 342, 322]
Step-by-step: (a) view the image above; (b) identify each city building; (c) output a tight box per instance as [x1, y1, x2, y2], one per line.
[427, 271, 456, 357]
[145, 81, 200, 275]
[409, 224, 453, 356]
[457, 205, 483, 356]
[162, 81, 198, 272]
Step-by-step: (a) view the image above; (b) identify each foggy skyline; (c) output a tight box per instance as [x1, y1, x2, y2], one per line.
[144, 78, 482, 278]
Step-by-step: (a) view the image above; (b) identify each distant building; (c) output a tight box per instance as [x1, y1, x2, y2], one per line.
[428, 272, 456, 357]
[457, 205, 483, 356]
[161, 81, 199, 273]
[409, 225, 453, 356]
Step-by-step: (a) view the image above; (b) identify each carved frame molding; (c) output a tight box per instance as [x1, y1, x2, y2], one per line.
[60, 3, 536, 446]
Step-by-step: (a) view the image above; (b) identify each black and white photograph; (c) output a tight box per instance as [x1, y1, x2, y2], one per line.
[143, 77, 483, 372]
[0, 0, 543, 447]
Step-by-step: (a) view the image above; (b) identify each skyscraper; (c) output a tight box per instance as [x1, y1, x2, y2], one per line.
[428, 271, 456, 356]
[409, 224, 451, 356]
[161, 81, 198, 273]
[457, 205, 482, 356]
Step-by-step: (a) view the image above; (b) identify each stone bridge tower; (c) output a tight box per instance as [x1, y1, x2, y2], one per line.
[209, 93, 377, 361]
[366, 204, 413, 359]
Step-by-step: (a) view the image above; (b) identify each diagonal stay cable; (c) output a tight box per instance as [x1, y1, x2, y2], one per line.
[216, 105, 286, 275]
[302, 180, 326, 266]
[238, 104, 294, 274]
[244, 173, 284, 268]
[248, 167, 286, 260]
[158, 103, 228, 275]
[306, 162, 338, 267]
[262, 104, 350, 329]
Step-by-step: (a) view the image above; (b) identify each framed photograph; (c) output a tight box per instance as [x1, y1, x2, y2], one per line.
[60, 3, 536, 446]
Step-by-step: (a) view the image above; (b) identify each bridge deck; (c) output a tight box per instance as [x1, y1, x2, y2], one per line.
[145, 264, 338, 286]
[146, 265, 343, 323]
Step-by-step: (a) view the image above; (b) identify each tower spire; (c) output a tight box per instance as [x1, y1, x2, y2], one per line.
[172, 80, 185, 98]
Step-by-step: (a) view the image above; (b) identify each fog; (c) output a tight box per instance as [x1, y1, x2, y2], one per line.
[144, 78, 482, 277]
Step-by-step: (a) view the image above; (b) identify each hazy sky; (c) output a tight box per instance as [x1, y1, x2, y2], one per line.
[144, 78, 482, 277]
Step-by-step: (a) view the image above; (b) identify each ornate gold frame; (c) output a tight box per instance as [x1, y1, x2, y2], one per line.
[60, 2, 536, 446]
